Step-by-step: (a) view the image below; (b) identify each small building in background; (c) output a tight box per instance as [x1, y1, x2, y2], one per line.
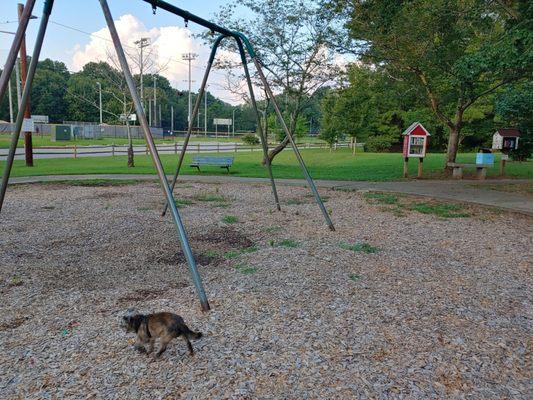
[492, 128, 521, 152]
[401, 122, 430, 178]
[402, 122, 430, 158]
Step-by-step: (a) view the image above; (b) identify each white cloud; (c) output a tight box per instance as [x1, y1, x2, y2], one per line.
[70, 14, 244, 105]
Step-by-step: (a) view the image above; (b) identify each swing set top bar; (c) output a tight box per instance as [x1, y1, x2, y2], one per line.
[141, 0, 256, 57]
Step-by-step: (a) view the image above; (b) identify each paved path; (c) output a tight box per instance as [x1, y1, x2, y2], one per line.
[8, 174, 533, 215]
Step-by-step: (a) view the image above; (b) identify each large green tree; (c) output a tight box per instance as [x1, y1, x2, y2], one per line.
[215, 0, 340, 162]
[330, 0, 532, 169]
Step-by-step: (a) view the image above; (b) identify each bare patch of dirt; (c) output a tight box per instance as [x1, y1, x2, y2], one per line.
[193, 227, 254, 249]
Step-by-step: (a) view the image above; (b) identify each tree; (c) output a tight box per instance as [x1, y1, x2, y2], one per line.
[495, 81, 533, 160]
[330, 0, 532, 170]
[215, 0, 340, 163]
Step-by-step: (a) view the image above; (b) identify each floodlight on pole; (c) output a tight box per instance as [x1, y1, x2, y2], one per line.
[182, 52, 198, 126]
[134, 37, 150, 109]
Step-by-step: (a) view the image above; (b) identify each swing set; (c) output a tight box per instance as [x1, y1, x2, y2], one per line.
[0, 0, 335, 311]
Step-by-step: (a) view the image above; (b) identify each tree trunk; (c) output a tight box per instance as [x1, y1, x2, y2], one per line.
[445, 125, 460, 173]
[266, 135, 290, 164]
[126, 121, 134, 168]
[444, 108, 464, 173]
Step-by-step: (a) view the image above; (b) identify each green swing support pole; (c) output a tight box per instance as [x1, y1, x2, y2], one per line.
[100, 0, 210, 311]
[161, 35, 226, 217]
[0, 0, 54, 214]
[235, 37, 281, 211]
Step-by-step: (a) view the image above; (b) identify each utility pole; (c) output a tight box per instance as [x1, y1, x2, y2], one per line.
[96, 82, 103, 124]
[182, 52, 198, 126]
[134, 37, 150, 109]
[18, 3, 33, 167]
[232, 108, 236, 137]
[153, 74, 157, 126]
[148, 99, 152, 126]
[204, 86, 208, 136]
[8, 79, 14, 123]
[171, 105, 174, 133]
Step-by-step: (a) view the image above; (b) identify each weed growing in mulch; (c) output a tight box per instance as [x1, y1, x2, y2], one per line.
[275, 239, 299, 248]
[222, 215, 239, 224]
[175, 198, 194, 208]
[340, 242, 378, 254]
[364, 192, 470, 219]
[407, 202, 470, 218]
[233, 264, 257, 275]
[224, 246, 258, 259]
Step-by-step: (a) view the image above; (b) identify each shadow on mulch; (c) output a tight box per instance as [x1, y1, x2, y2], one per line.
[0, 316, 29, 331]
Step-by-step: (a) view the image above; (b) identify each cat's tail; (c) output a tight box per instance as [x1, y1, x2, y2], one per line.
[176, 322, 202, 340]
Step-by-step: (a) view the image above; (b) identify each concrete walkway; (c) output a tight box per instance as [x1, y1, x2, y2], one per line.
[8, 174, 533, 215]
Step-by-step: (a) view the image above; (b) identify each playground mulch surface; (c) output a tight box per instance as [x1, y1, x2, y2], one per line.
[1, 181, 531, 399]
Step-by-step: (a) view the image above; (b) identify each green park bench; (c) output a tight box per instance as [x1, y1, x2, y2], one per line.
[190, 156, 234, 173]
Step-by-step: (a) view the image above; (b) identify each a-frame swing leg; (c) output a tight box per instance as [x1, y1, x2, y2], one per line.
[252, 58, 336, 231]
[0, 0, 37, 102]
[99, 0, 210, 311]
[162, 35, 225, 217]
[0, 0, 54, 214]
[235, 38, 281, 211]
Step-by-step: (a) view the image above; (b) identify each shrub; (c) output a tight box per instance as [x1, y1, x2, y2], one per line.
[364, 134, 397, 152]
[509, 144, 532, 161]
[242, 133, 260, 146]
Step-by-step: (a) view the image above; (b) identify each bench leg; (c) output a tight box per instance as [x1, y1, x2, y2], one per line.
[476, 167, 486, 180]
[194, 166, 200, 172]
[452, 167, 463, 179]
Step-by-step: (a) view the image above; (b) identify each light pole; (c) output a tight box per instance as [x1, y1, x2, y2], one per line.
[96, 81, 102, 124]
[204, 85, 208, 136]
[153, 74, 157, 126]
[182, 52, 198, 126]
[134, 37, 150, 109]
[232, 108, 236, 137]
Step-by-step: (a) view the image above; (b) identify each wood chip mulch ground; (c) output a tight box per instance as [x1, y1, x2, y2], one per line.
[0, 181, 531, 399]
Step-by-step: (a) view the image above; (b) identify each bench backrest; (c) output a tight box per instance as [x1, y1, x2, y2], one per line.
[192, 156, 234, 165]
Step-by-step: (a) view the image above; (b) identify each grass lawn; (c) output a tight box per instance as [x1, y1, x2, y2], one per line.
[0, 134, 325, 148]
[3, 148, 532, 181]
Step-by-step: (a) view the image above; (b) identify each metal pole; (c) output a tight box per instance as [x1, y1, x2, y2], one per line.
[18, 2, 34, 167]
[99, 0, 210, 311]
[162, 36, 225, 217]
[252, 58, 335, 231]
[97, 82, 102, 124]
[153, 75, 157, 126]
[8, 80, 14, 123]
[235, 38, 281, 211]
[15, 61, 22, 108]
[171, 105, 174, 133]
[204, 86, 208, 135]
[0, 0, 36, 104]
[0, 0, 54, 213]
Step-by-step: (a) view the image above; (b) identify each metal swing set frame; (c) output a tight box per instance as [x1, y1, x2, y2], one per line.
[0, 0, 335, 311]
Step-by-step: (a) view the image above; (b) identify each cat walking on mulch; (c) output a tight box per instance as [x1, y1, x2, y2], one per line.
[122, 311, 202, 358]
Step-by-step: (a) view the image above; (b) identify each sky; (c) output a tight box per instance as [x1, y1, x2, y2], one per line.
[0, 0, 244, 104]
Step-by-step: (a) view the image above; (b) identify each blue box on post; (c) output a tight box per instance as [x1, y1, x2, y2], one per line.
[476, 152, 494, 165]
